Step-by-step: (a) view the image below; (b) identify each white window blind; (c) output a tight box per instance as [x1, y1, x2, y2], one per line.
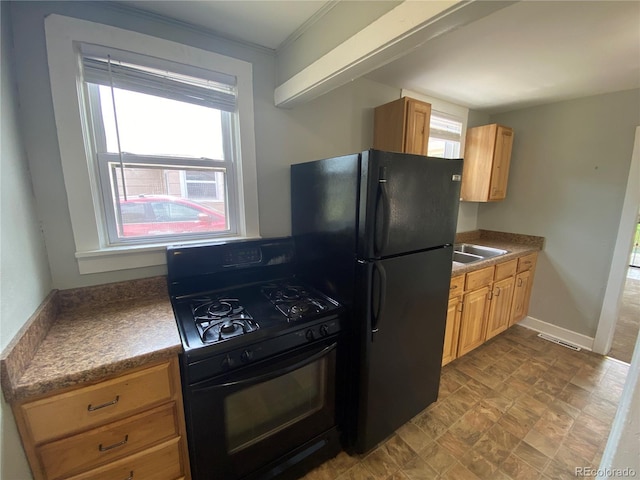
[81, 46, 237, 112]
[430, 113, 463, 142]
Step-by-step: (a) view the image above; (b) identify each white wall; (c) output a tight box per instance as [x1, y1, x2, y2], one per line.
[1, 3, 52, 478]
[481, 89, 640, 338]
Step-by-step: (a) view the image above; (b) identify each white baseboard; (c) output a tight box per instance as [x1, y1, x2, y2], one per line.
[517, 316, 595, 352]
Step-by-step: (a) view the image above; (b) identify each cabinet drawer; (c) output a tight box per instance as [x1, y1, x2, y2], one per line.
[517, 253, 538, 273]
[65, 437, 184, 480]
[494, 259, 517, 281]
[449, 275, 465, 297]
[38, 403, 179, 479]
[465, 266, 494, 291]
[21, 362, 173, 443]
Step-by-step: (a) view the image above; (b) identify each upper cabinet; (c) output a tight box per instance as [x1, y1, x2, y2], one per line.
[373, 97, 432, 155]
[461, 124, 514, 202]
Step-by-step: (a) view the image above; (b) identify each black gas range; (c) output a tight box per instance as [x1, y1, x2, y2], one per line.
[167, 237, 345, 480]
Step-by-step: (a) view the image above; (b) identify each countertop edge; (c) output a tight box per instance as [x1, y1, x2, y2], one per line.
[10, 345, 182, 403]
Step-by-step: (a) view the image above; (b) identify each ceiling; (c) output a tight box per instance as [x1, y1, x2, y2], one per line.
[120, 1, 640, 113]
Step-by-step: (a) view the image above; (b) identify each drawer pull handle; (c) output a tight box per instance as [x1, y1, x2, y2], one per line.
[98, 434, 129, 452]
[124, 471, 134, 480]
[87, 395, 120, 412]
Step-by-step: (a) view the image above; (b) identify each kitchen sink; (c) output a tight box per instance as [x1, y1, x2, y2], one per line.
[453, 251, 484, 264]
[454, 243, 508, 258]
[452, 243, 509, 265]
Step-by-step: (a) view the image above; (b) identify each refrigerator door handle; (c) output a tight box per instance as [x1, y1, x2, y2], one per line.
[371, 260, 387, 339]
[374, 167, 391, 256]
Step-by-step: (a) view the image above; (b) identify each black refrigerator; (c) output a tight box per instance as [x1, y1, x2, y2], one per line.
[291, 149, 463, 453]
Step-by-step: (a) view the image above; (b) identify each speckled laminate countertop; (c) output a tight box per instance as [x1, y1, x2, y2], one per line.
[1, 276, 182, 403]
[452, 229, 545, 276]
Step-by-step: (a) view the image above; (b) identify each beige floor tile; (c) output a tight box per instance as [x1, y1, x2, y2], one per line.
[512, 393, 547, 417]
[395, 423, 433, 454]
[381, 435, 416, 469]
[412, 411, 448, 439]
[361, 446, 401, 479]
[439, 462, 482, 480]
[513, 441, 549, 471]
[500, 453, 542, 480]
[436, 430, 472, 458]
[417, 441, 457, 475]
[335, 463, 377, 480]
[459, 449, 498, 480]
[523, 428, 561, 458]
[533, 408, 574, 441]
[398, 456, 438, 480]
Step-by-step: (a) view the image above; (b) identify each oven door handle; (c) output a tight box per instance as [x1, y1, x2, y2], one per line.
[197, 342, 337, 392]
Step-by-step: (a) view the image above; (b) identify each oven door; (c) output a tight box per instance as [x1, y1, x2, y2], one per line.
[186, 337, 340, 480]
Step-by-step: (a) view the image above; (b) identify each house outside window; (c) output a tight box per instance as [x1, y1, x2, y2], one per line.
[45, 15, 259, 273]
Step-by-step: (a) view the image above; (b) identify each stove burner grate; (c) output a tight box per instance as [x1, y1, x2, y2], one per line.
[192, 297, 258, 343]
[261, 283, 330, 321]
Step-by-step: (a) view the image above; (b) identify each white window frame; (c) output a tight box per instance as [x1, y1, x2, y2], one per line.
[45, 15, 259, 274]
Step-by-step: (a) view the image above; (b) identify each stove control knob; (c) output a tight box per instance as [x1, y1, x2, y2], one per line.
[305, 329, 315, 341]
[319, 324, 329, 337]
[240, 349, 254, 363]
[221, 354, 234, 370]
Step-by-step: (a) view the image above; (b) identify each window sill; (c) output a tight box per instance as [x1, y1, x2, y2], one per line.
[75, 236, 261, 274]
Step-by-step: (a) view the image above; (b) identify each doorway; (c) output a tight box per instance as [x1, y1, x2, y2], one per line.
[593, 127, 640, 356]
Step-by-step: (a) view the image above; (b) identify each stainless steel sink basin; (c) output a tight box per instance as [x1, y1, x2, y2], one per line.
[452, 251, 484, 264]
[454, 243, 508, 258]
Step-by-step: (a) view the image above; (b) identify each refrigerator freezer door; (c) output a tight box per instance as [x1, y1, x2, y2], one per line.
[354, 246, 452, 453]
[358, 150, 462, 260]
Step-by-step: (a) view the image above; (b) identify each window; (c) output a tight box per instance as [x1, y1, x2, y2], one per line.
[83, 48, 236, 243]
[45, 15, 259, 273]
[428, 112, 463, 159]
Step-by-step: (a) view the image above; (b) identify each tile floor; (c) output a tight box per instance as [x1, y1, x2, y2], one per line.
[301, 326, 630, 480]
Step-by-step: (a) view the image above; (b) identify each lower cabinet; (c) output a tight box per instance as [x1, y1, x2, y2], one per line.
[443, 252, 538, 365]
[442, 276, 464, 366]
[510, 253, 538, 325]
[12, 357, 191, 480]
[457, 266, 493, 357]
[485, 259, 518, 341]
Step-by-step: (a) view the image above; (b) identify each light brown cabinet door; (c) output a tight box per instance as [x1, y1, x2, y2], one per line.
[458, 286, 491, 356]
[373, 97, 431, 155]
[461, 124, 514, 202]
[442, 296, 462, 366]
[485, 276, 515, 340]
[510, 269, 532, 325]
[488, 126, 514, 200]
[404, 100, 431, 155]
